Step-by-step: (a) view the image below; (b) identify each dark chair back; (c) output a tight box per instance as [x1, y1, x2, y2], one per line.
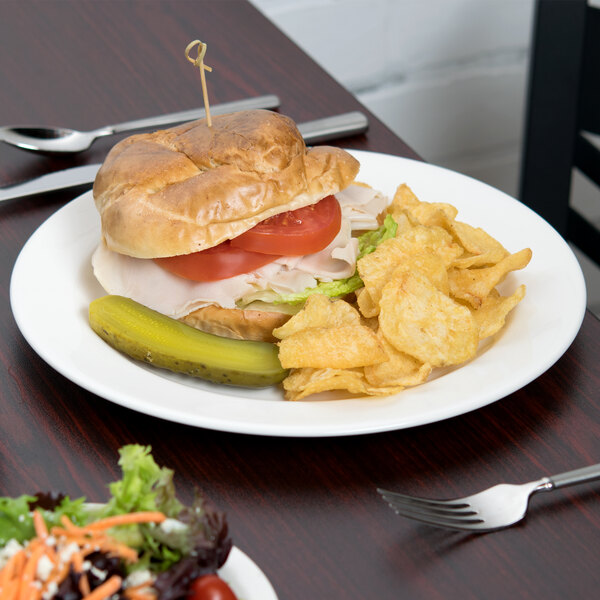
[519, 0, 600, 265]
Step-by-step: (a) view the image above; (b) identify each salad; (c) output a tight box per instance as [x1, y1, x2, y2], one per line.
[0, 446, 237, 600]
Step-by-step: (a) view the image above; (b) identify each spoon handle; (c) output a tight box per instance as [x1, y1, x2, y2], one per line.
[107, 95, 280, 134]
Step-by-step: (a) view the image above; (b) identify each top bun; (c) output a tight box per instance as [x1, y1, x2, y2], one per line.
[93, 110, 360, 258]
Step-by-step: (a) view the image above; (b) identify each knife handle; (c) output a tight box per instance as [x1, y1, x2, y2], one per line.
[298, 111, 368, 144]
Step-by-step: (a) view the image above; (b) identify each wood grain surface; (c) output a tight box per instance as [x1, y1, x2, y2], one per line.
[1, 2, 600, 599]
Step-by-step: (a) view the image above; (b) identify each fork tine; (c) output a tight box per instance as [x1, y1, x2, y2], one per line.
[385, 505, 491, 532]
[384, 500, 483, 523]
[380, 494, 478, 518]
[377, 488, 470, 509]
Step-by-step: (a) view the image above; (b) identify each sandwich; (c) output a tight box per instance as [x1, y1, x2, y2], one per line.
[92, 109, 393, 342]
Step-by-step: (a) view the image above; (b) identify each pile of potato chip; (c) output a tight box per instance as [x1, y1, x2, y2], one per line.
[272, 184, 532, 401]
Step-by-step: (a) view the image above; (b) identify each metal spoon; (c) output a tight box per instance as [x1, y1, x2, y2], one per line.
[0, 94, 280, 156]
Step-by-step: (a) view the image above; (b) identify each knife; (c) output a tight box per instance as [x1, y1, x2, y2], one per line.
[0, 112, 368, 202]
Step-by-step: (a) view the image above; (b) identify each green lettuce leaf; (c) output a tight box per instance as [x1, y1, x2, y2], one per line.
[356, 214, 398, 257]
[102, 444, 182, 517]
[268, 214, 398, 306]
[0, 495, 88, 546]
[0, 495, 36, 545]
[96, 445, 184, 557]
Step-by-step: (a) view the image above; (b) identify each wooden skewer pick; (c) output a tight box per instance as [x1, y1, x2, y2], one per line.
[185, 39, 213, 127]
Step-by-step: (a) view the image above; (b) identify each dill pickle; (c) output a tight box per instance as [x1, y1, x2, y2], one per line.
[89, 295, 288, 387]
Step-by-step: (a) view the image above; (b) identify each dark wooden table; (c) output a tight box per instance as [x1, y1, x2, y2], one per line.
[1, 2, 600, 599]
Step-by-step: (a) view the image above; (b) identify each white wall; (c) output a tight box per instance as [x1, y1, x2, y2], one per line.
[250, 0, 534, 198]
[250, 0, 600, 316]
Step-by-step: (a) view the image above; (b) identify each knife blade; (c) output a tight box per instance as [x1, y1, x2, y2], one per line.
[0, 112, 368, 202]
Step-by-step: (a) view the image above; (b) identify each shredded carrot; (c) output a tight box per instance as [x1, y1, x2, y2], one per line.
[123, 582, 154, 594]
[17, 544, 46, 600]
[59, 515, 79, 532]
[83, 512, 166, 531]
[81, 575, 122, 600]
[0, 579, 19, 600]
[70, 552, 83, 572]
[122, 580, 157, 600]
[32, 512, 48, 539]
[78, 573, 91, 597]
[70, 552, 90, 596]
[94, 539, 138, 563]
[0, 511, 165, 600]
[123, 591, 156, 600]
[47, 533, 93, 546]
[0, 550, 25, 587]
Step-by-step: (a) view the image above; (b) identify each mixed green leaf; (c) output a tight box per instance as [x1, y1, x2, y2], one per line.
[0, 445, 231, 584]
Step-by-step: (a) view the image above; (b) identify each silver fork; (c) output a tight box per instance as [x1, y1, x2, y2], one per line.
[378, 463, 600, 532]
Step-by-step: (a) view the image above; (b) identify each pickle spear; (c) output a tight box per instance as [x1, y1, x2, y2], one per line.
[89, 295, 288, 387]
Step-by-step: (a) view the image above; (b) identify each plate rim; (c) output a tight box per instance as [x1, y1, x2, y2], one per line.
[220, 546, 278, 600]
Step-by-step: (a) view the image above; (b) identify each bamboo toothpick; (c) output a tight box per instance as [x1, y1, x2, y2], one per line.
[185, 39, 213, 127]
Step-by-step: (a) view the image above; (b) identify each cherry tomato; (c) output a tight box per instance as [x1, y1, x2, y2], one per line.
[188, 574, 238, 600]
[153, 242, 280, 282]
[229, 194, 341, 256]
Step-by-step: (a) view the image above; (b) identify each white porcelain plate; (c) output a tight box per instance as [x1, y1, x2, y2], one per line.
[10, 151, 587, 437]
[220, 546, 277, 600]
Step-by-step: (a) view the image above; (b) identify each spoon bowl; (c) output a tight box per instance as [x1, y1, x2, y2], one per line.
[0, 125, 113, 155]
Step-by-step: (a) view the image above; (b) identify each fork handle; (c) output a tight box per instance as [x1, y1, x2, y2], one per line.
[547, 463, 600, 489]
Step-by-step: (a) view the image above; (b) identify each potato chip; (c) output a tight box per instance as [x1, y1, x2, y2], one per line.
[357, 241, 450, 319]
[277, 324, 387, 369]
[357, 239, 409, 315]
[379, 270, 479, 367]
[389, 184, 459, 226]
[272, 294, 360, 340]
[470, 285, 526, 339]
[283, 368, 369, 401]
[400, 251, 449, 295]
[444, 219, 509, 267]
[392, 183, 421, 209]
[283, 367, 405, 401]
[356, 286, 380, 319]
[448, 248, 532, 308]
[446, 219, 507, 255]
[364, 329, 432, 387]
[360, 238, 449, 292]
[395, 224, 464, 267]
[451, 252, 504, 269]
[360, 313, 380, 332]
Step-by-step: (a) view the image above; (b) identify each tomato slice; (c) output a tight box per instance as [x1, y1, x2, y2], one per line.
[153, 242, 280, 282]
[230, 195, 341, 256]
[154, 195, 341, 282]
[188, 574, 237, 600]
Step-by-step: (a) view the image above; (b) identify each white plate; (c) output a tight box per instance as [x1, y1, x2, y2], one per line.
[220, 546, 278, 600]
[10, 151, 586, 437]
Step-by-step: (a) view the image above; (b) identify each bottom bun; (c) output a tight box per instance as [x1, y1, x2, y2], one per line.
[180, 304, 292, 343]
